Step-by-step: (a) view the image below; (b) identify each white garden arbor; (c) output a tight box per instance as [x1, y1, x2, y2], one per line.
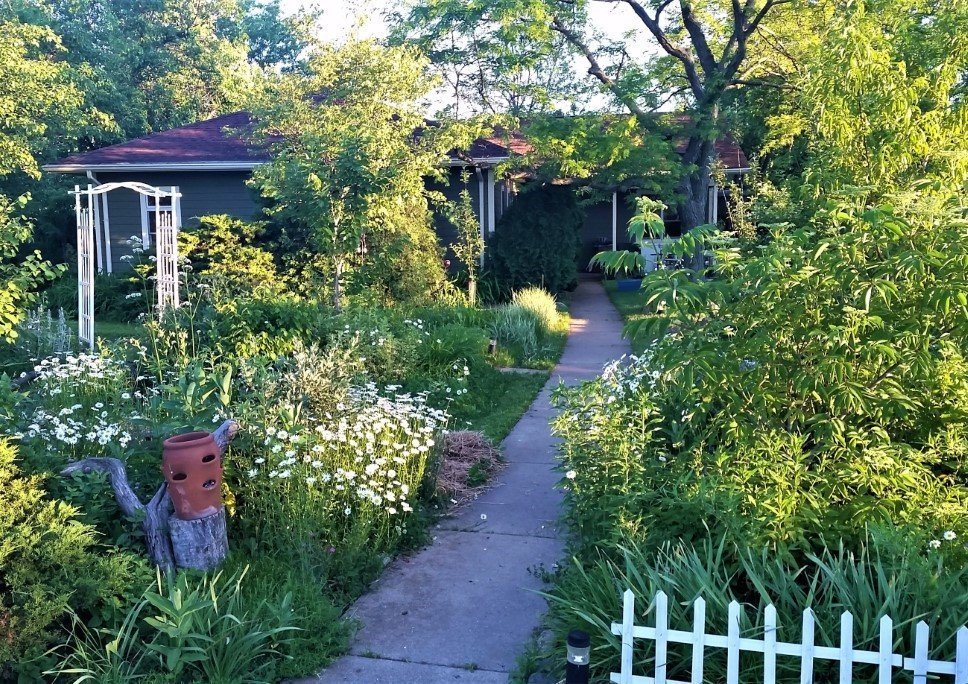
[72, 182, 183, 348]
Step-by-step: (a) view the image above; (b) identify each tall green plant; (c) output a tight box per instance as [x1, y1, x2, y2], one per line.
[443, 177, 485, 306]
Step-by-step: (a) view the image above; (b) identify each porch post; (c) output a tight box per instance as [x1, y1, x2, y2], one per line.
[477, 167, 486, 268]
[91, 185, 103, 273]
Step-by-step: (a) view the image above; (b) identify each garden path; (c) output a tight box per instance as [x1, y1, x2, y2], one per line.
[302, 278, 630, 683]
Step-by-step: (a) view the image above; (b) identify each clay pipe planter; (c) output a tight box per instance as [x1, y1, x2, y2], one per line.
[162, 431, 222, 521]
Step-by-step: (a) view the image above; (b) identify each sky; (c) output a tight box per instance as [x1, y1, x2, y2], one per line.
[277, 0, 662, 113]
[280, 0, 648, 52]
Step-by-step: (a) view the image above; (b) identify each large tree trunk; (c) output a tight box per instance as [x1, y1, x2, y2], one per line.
[676, 120, 718, 270]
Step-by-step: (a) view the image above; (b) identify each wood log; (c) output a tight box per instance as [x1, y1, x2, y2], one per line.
[61, 419, 238, 574]
[169, 507, 228, 571]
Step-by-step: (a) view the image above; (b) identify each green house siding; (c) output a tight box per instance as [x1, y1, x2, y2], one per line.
[95, 171, 259, 272]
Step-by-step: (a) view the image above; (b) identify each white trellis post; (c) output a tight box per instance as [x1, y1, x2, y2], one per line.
[153, 186, 181, 314]
[75, 185, 95, 348]
[71, 182, 183, 347]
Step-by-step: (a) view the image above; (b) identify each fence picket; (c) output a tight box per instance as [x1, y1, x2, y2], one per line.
[839, 611, 853, 684]
[610, 591, 966, 684]
[621, 589, 635, 684]
[801, 609, 815, 684]
[878, 615, 893, 684]
[691, 597, 706, 684]
[764, 604, 777, 684]
[655, 591, 668, 684]
[955, 626, 968, 684]
[911, 621, 930, 683]
[727, 601, 741, 684]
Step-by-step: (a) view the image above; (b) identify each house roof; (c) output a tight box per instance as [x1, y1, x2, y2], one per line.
[45, 110, 748, 173]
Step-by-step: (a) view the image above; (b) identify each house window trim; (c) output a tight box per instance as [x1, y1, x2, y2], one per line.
[139, 190, 181, 248]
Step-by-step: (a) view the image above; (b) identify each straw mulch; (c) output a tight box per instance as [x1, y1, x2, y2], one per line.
[436, 430, 503, 508]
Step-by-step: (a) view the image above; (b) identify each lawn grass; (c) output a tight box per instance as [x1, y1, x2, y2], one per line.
[601, 279, 666, 354]
[68, 320, 146, 341]
[456, 367, 548, 442]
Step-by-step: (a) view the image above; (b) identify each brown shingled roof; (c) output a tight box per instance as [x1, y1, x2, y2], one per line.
[46, 110, 748, 172]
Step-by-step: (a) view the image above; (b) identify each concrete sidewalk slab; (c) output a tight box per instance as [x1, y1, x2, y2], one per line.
[345, 530, 562, 672]
[292, 656, 507, 683]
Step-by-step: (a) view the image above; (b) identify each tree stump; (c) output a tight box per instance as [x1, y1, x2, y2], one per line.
[169, 507, 228, 571]
[60, 419, 239, 574]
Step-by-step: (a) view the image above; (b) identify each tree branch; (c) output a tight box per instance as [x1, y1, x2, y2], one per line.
[550, 16, 650, 119]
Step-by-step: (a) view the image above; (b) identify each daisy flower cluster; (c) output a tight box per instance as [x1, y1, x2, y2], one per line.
[25, 353, 130, 404]
[244, 383, 448, 520]
[928, 530, 959, 549]
[22, 404, 133, 458]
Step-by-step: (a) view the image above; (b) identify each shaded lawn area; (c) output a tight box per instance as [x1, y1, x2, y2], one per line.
[602, 279, 666, 354]
[452, 367, 548, 442]
[70, 320, 146, 341]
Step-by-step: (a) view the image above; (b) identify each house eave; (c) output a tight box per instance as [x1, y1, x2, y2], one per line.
[43, 161, 264, 174]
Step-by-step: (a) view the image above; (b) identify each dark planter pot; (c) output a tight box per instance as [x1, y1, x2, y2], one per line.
[162, 431, 222, 521]
[616, 278, 643, 292]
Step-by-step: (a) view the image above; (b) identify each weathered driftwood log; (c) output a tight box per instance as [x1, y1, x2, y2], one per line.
[60, 419, 239, 574]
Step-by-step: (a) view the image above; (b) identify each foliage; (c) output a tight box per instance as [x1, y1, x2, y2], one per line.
[760, 0, 968, 198]
[442, 177, 486, 305]
[510, 287, 559, 335]
[390, 0, 590, 117]
[0, 437, 150, 677]
[556, 195, 968, 555]
[544, 532, 968, 683]
[487, 184, 582, 295]
[50, 567, 298, 683]
[179, 214, 283, 300]
[250, 39, 479, 308]
[590, 197, 671, 278]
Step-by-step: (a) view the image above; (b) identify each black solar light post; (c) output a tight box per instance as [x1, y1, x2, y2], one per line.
[565, 629, 591, 684]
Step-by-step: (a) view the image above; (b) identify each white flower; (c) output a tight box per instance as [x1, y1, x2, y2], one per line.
[943, 530, 957, 541]
[254, 457, 265, 464]
[929, 540, 942, 549]
[247, 469, 258, 477]
[565, 470, 576, 480]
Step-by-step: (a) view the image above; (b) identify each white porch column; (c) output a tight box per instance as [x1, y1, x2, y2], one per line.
[477, 167, 486, 267]
[487, 169, 496, 235]
[139, 194, 150, 247]
[612, 191, 618, 251]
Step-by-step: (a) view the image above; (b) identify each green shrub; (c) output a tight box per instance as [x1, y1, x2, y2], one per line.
[44, 270, 147, 321]
[511, 287, 560, 335]
[554, 197, 968, 554]
[0, 437, 150, 677]
[180, 214, 284, 300]
[544, 531, 968, 683]
[487, 185, 582, 295]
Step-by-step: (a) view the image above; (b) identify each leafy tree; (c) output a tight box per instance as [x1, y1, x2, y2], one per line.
[390, 0, 590, 117]
[250, 40, 480, 308]
[761, 0, 968, 197]
[394, 0, 792, 235]
[0, 20, 82, 340]
[241, 0, 313, 72]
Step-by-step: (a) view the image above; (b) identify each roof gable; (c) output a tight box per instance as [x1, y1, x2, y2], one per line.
[46, 111, 747, 172]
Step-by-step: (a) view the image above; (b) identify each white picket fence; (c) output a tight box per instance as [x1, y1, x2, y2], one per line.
[611, 590, 968, 684]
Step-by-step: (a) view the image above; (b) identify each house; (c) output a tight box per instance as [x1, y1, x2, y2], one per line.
[44, 111, 747, 273]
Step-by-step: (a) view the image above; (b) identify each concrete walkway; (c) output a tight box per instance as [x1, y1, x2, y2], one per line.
[303, 279, 629, 683]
